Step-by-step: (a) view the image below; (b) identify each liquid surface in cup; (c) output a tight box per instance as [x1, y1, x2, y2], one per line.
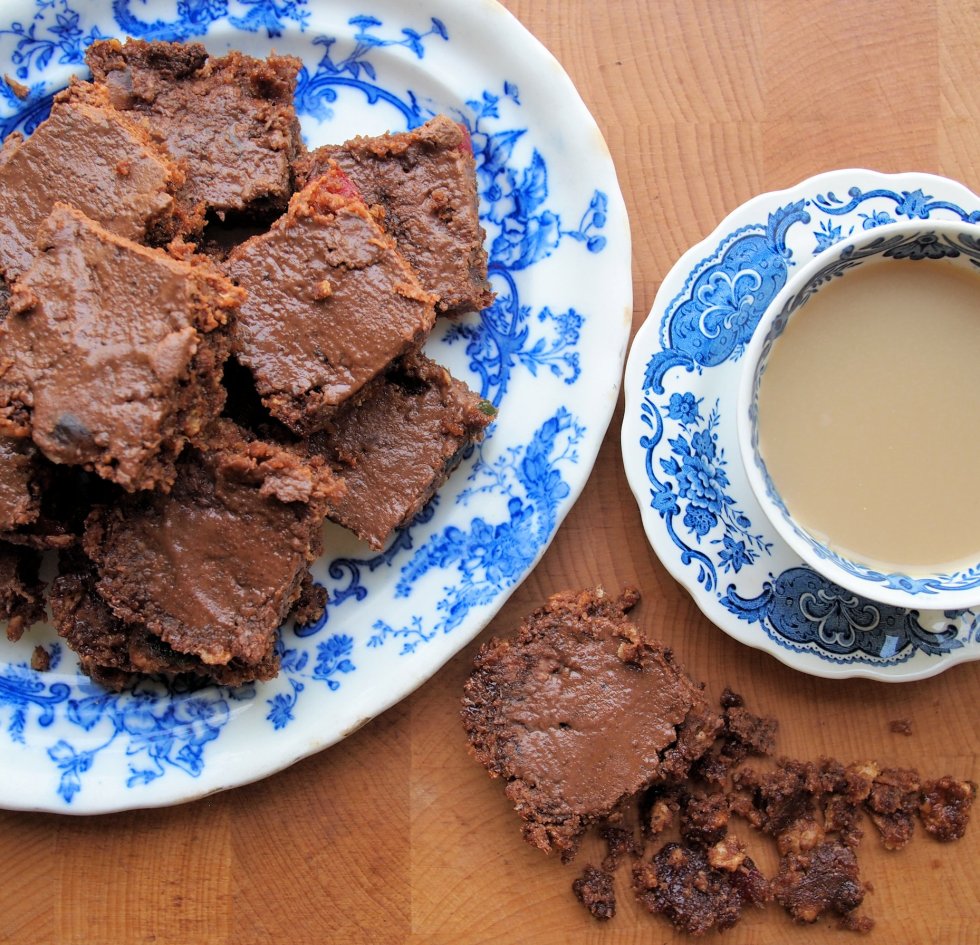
[757, 256, 980, 574]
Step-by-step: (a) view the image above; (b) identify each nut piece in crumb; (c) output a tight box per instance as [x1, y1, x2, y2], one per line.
[707, 835, 748, 872]
[633, 841, 771, 936]
[776, 815, 826, 856]
[864, 767, 921, 850]
[919, 776, 977, 842]
[641, 784, 682, 838]
[773, 840, 869, 928]
[572, 866, 616, 921]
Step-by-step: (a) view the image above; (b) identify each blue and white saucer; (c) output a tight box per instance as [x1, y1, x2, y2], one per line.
[622, 169, 980, 681]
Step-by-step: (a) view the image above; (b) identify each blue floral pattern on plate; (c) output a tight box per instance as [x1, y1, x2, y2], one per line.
[622, 169, 980, 681]
[0, 0, 631, 812]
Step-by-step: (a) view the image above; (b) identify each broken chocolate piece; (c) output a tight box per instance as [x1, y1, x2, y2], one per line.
[461, 587, 720, 861]
[0, 205, 241, 491]
[633, 841, 770, 935]
[295, 115, 493, 314]
[572, 866, 616, 921]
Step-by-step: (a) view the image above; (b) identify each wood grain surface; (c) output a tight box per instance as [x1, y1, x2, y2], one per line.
[2, 2, 978, 943]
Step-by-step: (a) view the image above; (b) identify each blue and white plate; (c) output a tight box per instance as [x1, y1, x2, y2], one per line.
[622, 169, 980, 682]
[0, 0, 631, 813]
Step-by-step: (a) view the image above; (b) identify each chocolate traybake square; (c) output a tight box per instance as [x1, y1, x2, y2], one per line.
[77, 422, 343, 675]
[294, 115, 494, 315]
[0, 78, 184, 280]
[225, 164, 437, 435]
[85, 39, 303, 229]
[0, 204, 242, 492]
[308, 352, 495, 549]
[462, 587, 722, 862]
[52, 549, 280, 690]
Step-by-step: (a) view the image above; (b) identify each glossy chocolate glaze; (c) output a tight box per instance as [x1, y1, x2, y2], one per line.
[226, 168, 436, 434]
[0, 205, 240, 490]
[0, 78, 181, 279]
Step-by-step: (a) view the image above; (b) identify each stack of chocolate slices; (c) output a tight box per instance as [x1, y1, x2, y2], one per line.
[0, 39, 496, 689]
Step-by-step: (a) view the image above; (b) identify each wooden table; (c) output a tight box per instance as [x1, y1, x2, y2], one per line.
[2, 2, 978, 943]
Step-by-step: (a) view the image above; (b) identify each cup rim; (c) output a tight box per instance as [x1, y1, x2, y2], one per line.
[736, 218, 980, 611]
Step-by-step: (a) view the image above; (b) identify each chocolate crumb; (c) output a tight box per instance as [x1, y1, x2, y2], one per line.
[4, 74, 29, 99]
[680, 791, 730, 847]
[600, 822, 640, 872]
[572, 866, 616, 920]
[30, 645, 50, 672]
[633, 841, 770, 935]
[773, 840, 868, 925]
[864, 767, 920, 850]
[919, 776, 976, 842]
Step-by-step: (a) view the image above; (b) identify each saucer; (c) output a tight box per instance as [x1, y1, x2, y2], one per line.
[622, 169, 980, 681]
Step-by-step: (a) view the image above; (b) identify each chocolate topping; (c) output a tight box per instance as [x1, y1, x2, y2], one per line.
[0, 204, 241, 490]
[462, 587, 721, 860]
[226, 167, 437, 433]
[0, 78, 181, 279]
[85, 40, 302, 225]
[83, 423, 341, 666]
[295, 115, 493, 314]
[308, 352, 494, 548]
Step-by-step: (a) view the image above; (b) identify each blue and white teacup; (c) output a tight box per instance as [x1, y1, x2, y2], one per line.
[737, 218, 980, 611]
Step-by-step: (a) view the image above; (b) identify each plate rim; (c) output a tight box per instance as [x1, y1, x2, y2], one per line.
[0, 0, 632, 813]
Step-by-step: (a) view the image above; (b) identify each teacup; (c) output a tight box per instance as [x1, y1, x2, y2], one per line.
[737, 218, 980, 611]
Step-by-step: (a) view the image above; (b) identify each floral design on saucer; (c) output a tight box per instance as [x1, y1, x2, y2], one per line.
[623, 169, 980, 681]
